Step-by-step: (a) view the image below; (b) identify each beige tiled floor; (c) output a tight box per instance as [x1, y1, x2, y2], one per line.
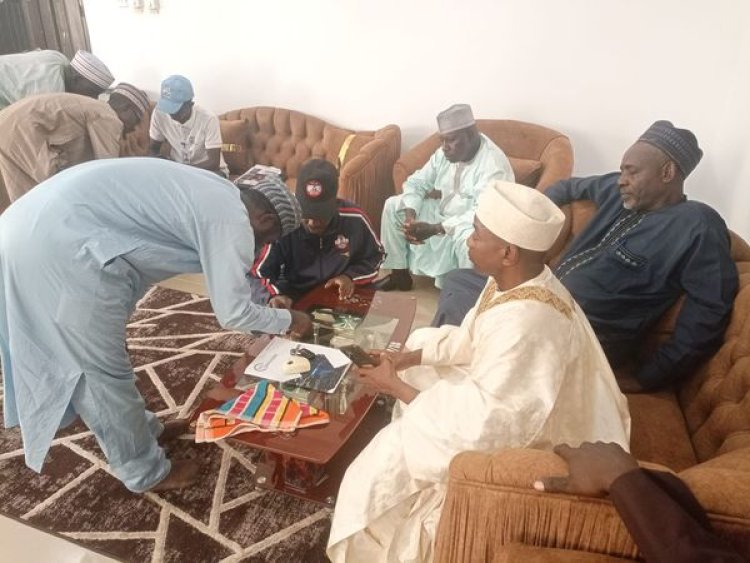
[0, 515, 118, 562]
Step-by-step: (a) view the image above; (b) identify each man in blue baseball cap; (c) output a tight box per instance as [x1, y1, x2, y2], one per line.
[149, 74, 227, 176]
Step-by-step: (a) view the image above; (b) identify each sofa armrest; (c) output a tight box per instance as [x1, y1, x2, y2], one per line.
[392, 134, 440, 193]
[536, 135, 574, 191]
[339, 126, 400, 234]
[436, 448, 750, 562]
[679, 448, 750, 518]
[435, 449, 639, 563]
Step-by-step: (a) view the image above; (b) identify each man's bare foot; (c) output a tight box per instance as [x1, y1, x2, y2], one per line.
[149, 460, 200, 491]
[158, 419, 190, 445]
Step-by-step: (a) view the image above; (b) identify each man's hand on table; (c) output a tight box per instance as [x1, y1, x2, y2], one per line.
[358, 354, 419, 404]
[269, 295, 293, 309]
[325, 274, 354, 300]
[288, 310, 313, 339]
[534, 441, 639, 497]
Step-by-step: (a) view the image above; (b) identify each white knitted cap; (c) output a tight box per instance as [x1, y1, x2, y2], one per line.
[70, 50, 114, 89]
[476, 181, 564, 252]
[436, 103, 475, 134]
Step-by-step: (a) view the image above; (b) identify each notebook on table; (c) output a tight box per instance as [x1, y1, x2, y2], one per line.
[243, 337, 352, 394]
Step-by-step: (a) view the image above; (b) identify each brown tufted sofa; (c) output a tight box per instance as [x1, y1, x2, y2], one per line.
[218, 107, 400, 233]
[121, 105, 401, 232]
[434, 200, 750, 561]
[392, 119, 574, 193]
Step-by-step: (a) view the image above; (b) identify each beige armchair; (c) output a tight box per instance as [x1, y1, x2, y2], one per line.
[392, 119, 574, 193]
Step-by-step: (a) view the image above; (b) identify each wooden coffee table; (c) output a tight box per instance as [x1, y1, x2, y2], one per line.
[195, 284, 417, 505]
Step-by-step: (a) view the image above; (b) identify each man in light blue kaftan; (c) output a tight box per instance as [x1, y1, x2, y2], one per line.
[374, 104, 514, 290]
[0, 157, 310, 492]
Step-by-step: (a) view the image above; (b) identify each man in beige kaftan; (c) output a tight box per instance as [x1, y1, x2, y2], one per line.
[327, 180, 631, 562]
[0, 84, 148, 211]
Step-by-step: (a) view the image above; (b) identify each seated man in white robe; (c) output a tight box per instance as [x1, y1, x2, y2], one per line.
[327, 180, 631, 562]
[374, 103, 514, 291]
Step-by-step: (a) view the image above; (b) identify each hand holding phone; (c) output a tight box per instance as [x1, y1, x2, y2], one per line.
[340, 344, 380, 367]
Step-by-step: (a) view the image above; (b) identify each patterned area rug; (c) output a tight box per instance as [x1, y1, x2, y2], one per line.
[0, 287, 331, 562]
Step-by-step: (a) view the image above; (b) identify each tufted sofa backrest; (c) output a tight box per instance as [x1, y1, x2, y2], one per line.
[219, 107, 377, 181]
[676, 232, 750, 461]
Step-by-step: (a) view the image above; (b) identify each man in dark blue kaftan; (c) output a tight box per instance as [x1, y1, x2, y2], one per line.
[432, 121, 738, 391]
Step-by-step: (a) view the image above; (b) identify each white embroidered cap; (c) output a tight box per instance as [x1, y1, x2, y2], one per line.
[436, 103, 475, 134]
[476, 180, 565, 252]
[70, 50, 114, 89]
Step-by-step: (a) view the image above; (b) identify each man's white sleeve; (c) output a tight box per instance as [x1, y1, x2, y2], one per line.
[149, 110, 166, 143]
[204, 114, 223, 150]
[401, 302, 572, 481]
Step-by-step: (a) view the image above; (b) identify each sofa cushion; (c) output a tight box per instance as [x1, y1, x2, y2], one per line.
[220, 119, 253, 175]
[626, 391, 697, 471]
[509, 157, 543, 187]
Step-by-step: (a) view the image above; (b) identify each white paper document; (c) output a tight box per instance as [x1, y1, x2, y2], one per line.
[243, 336, 352, 383]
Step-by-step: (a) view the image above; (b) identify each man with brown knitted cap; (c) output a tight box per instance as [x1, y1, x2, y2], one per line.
[0, 158, 312, 493]
[434, 121, 739, 392]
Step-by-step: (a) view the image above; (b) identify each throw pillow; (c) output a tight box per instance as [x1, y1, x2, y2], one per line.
[220, 119, 253, 175]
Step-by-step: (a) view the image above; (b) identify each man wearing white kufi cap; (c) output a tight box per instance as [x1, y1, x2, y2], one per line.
[0, 49, 114, 110]
[0, 83, 147, 210]
[374, 103, 514, 291]
[328, 180, 631, 562]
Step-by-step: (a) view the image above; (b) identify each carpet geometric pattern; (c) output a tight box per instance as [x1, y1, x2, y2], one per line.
[0, 286, 331, 562]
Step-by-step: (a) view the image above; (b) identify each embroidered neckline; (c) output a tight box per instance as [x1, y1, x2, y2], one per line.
[477, 278, 573, 319]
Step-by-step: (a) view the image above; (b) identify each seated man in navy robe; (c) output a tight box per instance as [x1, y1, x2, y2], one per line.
[432, 121, 738, 392]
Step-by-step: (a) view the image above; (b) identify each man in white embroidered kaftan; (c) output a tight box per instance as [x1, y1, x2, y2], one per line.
[327, 180, 631, 562]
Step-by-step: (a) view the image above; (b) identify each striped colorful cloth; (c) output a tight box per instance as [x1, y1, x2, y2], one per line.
[194, 380, 329, 443]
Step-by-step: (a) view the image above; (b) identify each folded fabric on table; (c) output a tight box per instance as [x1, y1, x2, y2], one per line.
[195, 380, 329, 443]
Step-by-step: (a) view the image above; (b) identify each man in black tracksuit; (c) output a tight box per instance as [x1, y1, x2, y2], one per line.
[251, 159, 384, 308]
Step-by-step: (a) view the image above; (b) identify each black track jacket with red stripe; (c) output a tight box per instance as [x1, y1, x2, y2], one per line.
[251, 200, 385, 300]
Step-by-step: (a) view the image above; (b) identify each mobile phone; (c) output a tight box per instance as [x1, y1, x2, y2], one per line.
[340, 344, 379, 367]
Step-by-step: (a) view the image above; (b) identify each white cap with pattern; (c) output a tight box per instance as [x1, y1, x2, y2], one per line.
[437, 103, 475, 134]
[111, 82, 149, 119]
[70, 50, 114, 89]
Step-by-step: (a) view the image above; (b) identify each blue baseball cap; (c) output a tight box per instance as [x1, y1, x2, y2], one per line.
[157, 74, 194, 115]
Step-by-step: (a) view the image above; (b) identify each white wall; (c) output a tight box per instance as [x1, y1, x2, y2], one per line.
[83, 0, 750, 238]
